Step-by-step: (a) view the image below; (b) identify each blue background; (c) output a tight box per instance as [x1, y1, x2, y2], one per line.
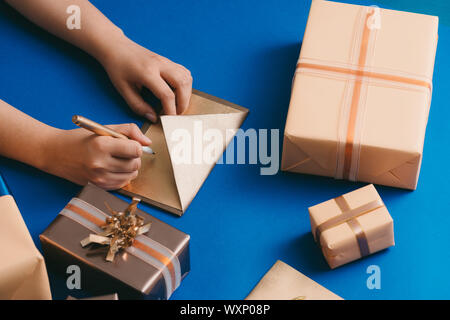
[0, 0, 449, 300]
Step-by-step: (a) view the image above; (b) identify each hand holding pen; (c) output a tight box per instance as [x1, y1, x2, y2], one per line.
[29, 117, 154, 191]
[72, 115, 155, 155]
[56, 115, 154, 190]
[0, 102, 153, 191]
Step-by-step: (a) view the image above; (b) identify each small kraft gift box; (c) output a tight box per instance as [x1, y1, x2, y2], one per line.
[40, 183, 190, 299]
[0, 172, 52, 300]
[281, 0, 439, 189]
[246, 260, 342, 300]
[309, 184, 394, 269]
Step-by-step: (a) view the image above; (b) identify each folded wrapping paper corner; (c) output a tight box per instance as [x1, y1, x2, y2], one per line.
[281, 0, 438, 190]
[309, 184, 394, 269]
[0, 180, 52, 300]
[40, 183, 190, 300]
[245, 260, 342, 300]
[120, 89, 249, 215]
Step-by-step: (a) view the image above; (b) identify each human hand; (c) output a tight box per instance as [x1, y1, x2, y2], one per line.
[4, 1, 192, 121]
[42, 123, 150, 190]
[101, 37, 193, 122]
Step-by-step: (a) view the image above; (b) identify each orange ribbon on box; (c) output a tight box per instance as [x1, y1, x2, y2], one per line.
[295, 6, 433, 181]
[315, 196, 384, 257]
[60, 197, 181, 299]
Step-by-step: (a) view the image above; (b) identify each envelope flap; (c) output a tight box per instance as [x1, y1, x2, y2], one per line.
[121, 121, 183, 214]
[186, 89, 248, 116]
[121, 90, 248, 214]
[162, 111, 247, 211]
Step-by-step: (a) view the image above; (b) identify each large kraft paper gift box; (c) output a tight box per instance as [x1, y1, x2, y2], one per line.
[0, 173, 52, 299]
[309, 184, 394, 269]
[40, 183, 190, 300]
[281, 0, 439, 189]
[246, 260, 342, 300]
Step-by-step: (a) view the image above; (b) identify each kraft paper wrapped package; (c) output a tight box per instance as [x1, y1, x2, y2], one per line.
[281, 0, 439, 189]
[246, 260, 342, 300]
[0, 173, 52, 300]
[309, 184, 394, 269]
[40, 183, 190, 300]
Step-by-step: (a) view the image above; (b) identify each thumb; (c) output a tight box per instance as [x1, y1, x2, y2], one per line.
[106, 123, 151, 146]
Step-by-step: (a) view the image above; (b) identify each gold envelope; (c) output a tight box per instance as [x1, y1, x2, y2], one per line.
[245, 260, 342, 300]
[281, 0, 439, 189]
[120, 89, 248, 215]
[0, 195, 52, 300]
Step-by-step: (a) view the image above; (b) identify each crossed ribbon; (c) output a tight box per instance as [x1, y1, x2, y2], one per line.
[80, 197, 151, 262]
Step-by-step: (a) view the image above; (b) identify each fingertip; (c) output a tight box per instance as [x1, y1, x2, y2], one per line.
[142, 146, 155, 155]
[163, 104, 177, 115]
[141, 134, 152, 146]
[123, 123, 151, 146]
[145, 112, 157, 123]
[133, 125, 152, 146]
[178, 103, 189, 115]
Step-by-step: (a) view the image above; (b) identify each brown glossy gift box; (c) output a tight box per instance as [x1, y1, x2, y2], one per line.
[309, 184, 394, 269]
[281, 0, 438, 189]
[40, 183, 190, 299]
[246, 260, 342, 300]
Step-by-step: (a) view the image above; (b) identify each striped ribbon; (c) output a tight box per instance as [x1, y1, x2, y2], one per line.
[295, 6, 433, 181]
[60, 197, 181, 299]
[315, 196, 384, 258]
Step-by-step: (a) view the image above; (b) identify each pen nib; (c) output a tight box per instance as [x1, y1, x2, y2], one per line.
[142, 146, 155, 155]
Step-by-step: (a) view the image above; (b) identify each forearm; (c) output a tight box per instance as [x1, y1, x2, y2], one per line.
[5, 0, 193, 119]
[0, 100, 147, 189]
[5, 0, 124, 63]
[0, 100, 61, 170]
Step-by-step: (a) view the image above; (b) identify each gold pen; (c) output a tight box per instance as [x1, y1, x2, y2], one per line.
[72, 115, 155, 155]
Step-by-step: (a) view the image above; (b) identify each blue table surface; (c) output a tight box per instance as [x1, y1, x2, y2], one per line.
[1, 0, 449, 300]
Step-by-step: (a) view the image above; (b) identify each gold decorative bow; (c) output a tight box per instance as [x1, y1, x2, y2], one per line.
[80, 197, 151, 262]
